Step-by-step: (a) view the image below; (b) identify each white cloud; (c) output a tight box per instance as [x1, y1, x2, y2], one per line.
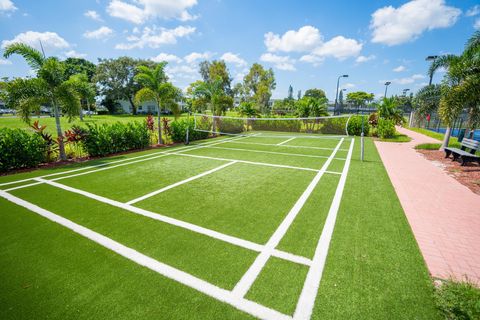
[220, 52, 246, 67]
[184, 51, 211, 64]
[265, 26, 322, 52]
[64, 50, 87, 58]
[466, 5, 480, 17]
[370, 0, 461, 46]
[341, 83, 355, 89]
[115, 25, 195, 49]
[393, 65, 406, 72]
[385, 73, 425, 85]
[84, 10, 103, 22]
[166, 64, 198, 80]
[356, 55, 376, 63]
[1, 31, 69, 51]
[151, 53, 182, 63]
[0, 58, 12, 65]
[0, 0, 16, 12]
[313, 36, 362, 60]
[83, 26, 114, 40]
[475, 18, 480, 30]
[299, 54, 324, 66]
[107, 0, 198, 24]
[260, 53, 296, 71]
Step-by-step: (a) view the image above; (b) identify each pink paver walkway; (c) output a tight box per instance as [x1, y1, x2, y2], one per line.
[375, 127, 480, 283]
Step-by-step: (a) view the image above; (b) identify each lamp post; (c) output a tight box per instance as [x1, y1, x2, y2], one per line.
[384, 81, 391, 98]
[426, 55, 438, 85]
[402, 88, 410, 96]
[334, 74, 348, 115]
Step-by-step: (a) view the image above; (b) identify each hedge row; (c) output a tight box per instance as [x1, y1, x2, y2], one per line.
[0, 128, 47, 172]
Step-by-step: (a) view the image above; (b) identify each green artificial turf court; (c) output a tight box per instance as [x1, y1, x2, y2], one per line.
[0, 132, 440, 319]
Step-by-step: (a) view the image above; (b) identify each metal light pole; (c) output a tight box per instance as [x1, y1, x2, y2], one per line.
[334, 74, 348, 115]
[402, 88, 410, 96]
[426, 55, 438, 85]
[384, 81, 391, 98]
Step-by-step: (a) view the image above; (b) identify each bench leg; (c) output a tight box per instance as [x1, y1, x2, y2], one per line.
[445, 150, 452, 158]
[452, 153, 460, 162]
[461, 158, 467, 166]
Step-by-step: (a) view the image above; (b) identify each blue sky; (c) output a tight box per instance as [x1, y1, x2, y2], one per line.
[0, 0, 479, 100]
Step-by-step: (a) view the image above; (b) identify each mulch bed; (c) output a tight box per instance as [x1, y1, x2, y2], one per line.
[417, 149, 480, 195]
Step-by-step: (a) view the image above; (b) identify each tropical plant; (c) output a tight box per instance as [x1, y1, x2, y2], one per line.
[3, 43, 83, 160]
[134, 63, 181, 144]
[428, 31, 480, 149]
[238, 101, 260, 117]
[413, 84, 442, 117]
[66, 73, 96, 120]
[377, 97, 404, 125]
[295, 96, 328, 118]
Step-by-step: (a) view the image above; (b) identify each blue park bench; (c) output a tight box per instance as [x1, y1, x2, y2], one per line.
[444, 138, 480, 166]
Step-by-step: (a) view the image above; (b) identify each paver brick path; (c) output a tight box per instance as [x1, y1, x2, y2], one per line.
[375, 127, 480, 283]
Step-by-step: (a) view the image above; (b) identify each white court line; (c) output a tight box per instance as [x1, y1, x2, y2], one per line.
[169, 152, 320, 173]
[293, 138, 355, 320]
[277, 137, 295, 146]
[228, 140, 348, 152]
[0, 190, 291, 320]
[31, 178, 311, 267]
[204, 146, 347, 161]
[126, 161, 238, 205]
[0, 135, 242, 188]
[3, 136, 248, 192]
[231, 138, 345, 298]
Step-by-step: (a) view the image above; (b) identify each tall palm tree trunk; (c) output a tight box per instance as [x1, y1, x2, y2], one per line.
[157, 102, 163, 145]
[440, 126, 452, 150]
[52, 101, 67, 160]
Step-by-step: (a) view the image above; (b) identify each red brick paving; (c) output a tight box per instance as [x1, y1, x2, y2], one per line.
[375, 127, 480, 283]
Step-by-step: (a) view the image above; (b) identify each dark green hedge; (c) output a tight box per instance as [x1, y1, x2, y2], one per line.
[170, 119, 209, 143]
[0, 128, 47, 172]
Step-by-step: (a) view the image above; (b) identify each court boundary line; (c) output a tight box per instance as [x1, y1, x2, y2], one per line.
[231, 138, 345, 298]
[277, 137, 295, 146]
[29, 178, 312, 267]
[126, 161, 238, 205]
[0, 190, 291, 320]
[228, 140, 349, 152]
[293, 138, 355, 320]
[203, 146, 347, 161]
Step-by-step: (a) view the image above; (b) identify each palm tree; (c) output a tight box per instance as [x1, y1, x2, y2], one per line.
[3, 43, 82, 160]
[193, 77, 229, 134]
[429, 31, 480, 148]
[67, 73, 96, 121]
[134, 63, 180, 144]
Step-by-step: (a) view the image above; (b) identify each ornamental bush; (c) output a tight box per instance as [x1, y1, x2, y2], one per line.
[377, 118, 396, 138]
[82, 122, 150, 157]
[320, 116, 370, 136]
[170, 119, 209, 143]
[0, 128, 47, 172]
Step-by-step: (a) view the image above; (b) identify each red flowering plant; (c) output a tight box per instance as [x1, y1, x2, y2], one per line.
[30, 121, 58, 161]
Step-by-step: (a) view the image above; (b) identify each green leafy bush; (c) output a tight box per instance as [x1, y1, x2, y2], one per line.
[320, 116, 369, 136]
[347, 116, 370, 136]
[0, 128, 47, 172]
[377, 118, 396, 139]
[435, 279, 480, 320]
[217, 118, 245, 134]
[170, 119, 209, 143]
[82, 122, 149, 157]
[250, 119, 302, 132]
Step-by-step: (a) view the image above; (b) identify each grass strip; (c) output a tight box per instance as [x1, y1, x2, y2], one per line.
[311, 137, 441, 319]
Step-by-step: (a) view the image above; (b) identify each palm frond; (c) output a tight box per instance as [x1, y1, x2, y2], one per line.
[3, 43, 45, 70]
[56, 82, 81, 121]
[134, 87, 157, 106]
[3, 77, 49, 122]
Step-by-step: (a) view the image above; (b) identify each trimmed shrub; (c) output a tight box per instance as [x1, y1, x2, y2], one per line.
[377, 118, 396, 139]
[82, 122, 150, 157]
[217, 118, 245, 134]
[320, 116, 370, 136]
[347, 116, 370, 136]
[0, 128, 47, 172]
[320, 117, 348, 135]
[250, 119, 302, 132]
[170, 119, 209, 143]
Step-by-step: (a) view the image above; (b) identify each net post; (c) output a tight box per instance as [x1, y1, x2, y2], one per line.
[185, 111, 191, 145]
[360, 114, 365, 161]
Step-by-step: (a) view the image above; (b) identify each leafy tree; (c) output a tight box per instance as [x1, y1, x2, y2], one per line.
[377, 97, 404, 125]
[134, 63, 181, 144]
[346, 91, 374, 107]
[295, 96, 328, 118]
[243, 63, 276, 113]
[64, 57, 96, 82]
[199, 60, 232, 96]
[429, 31, 480, 148]
[304, 88, 326, 100]
[238, 101, 260, 117]
[287, 85, 294, 100]
[95, 57, 155, 115]
[67, 73, 96, 121]
[414, 84, 441, 117]
[338, 90, 344, 107]
[3, 43, 83, 160]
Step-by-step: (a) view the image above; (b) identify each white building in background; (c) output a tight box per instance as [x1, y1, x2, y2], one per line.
[116, 99, 186, 114]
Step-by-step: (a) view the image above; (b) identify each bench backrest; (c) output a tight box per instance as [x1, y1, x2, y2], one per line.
[461, 138, 480, 154]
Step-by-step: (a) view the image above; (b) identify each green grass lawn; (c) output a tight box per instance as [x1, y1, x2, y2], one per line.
[0, 114, 185, 135]
[378, 133, 412, 143]
[0, 134, 440, 319]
